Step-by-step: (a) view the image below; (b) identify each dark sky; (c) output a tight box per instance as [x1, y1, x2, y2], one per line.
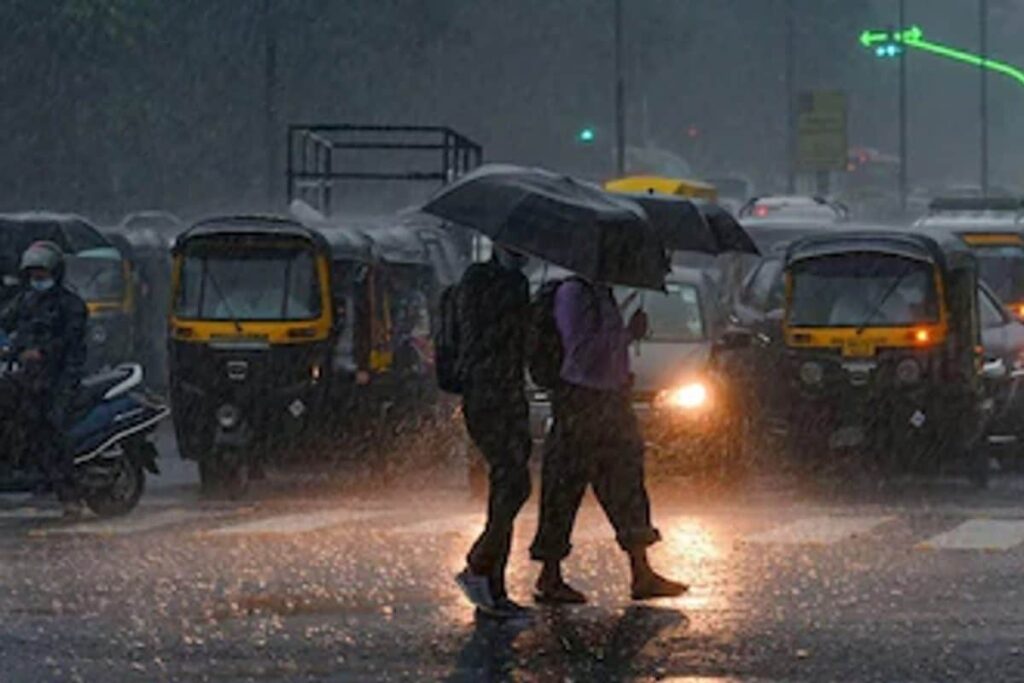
[0, 0, 1021, 219]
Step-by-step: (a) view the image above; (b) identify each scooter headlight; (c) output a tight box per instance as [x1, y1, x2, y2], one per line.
[216, 404, 240, 429]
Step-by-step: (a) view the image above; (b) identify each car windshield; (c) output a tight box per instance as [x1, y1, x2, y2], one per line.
[617, 283, 706, 342]
[788, 253, 940, 327]
[175, 243, 321, 321]
[973, 246, 1024, 304]
[65, 254, 125, 302]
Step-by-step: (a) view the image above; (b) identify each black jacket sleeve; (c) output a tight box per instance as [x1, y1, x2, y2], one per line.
[50, 293, 88, 395]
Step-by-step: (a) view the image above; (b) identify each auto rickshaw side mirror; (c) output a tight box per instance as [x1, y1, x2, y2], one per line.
[715, 327, 753, 351]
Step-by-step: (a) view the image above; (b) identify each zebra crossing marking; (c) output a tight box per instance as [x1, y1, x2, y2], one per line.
[917, 519, 1024, 551]
[30, 508, 219, 537]
[742, 515, 894, 546]
[203, 508, 382, 537]
[388, 513, 484, 537]
[0, 507, 63, 521]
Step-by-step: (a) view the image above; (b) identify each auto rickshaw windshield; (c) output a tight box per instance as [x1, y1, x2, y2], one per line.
[175, 242, 321, 321]
[788, 253, 940, 328]
[616, 283, 706, 342]
[65, 254, 125, 302]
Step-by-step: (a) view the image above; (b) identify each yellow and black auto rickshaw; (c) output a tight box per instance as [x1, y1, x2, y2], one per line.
[64, 246, 137, 372]
[777, 231, 988, 480]
[168, 216, 372, 494]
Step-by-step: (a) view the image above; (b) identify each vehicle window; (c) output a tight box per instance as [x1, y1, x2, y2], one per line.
[175, 243, 321, 321]
[617, 283, 705, 342]
[63, 220, 110, 252]
[788, 254, 940, 327]
[979, 288, 1008, 329]
[65, 256, 125, 302]
[742, 260, 783, 311]
[973, 245, 1024, 305]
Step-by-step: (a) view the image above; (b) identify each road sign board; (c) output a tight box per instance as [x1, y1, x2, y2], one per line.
[797, 90, 848, 171]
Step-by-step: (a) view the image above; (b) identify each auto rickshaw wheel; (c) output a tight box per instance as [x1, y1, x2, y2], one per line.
[199, 453, 250, 500]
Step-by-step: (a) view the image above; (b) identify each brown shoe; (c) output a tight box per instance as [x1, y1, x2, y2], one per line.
[534, 580, 588, 605]
[631, 573, 689, 601]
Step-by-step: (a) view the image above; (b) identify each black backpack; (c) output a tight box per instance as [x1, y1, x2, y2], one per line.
[434, 283, 463, 394]
[527, 279, 569, 389]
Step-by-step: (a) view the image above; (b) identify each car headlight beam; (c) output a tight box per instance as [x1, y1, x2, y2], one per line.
[660, 382, 709, 411]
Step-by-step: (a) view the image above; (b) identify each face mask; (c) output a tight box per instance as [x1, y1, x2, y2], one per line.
[30, 278, 55, 293]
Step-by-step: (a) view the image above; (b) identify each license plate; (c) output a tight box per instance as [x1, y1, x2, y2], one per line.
[843, 339, 876, 358]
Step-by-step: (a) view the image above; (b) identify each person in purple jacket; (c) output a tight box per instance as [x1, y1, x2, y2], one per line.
[529, 277, 687, 603]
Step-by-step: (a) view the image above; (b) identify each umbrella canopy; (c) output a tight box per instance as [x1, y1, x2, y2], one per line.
[605, 175, 718, 201]
[422, 164, 669, 290]
[613, 193, 759, 256]
[693, 200, 760, 255]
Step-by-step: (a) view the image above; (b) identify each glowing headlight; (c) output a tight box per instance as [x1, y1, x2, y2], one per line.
[216, 404, 240, 429]
[660, 382, 709, 410]
[90, 324, 108, 345]
[799, 361, 824, 385]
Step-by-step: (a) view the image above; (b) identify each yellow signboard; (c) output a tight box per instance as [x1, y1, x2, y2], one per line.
[797, 90, 848, 171]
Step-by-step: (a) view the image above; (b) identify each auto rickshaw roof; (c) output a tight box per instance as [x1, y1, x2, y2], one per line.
[176, 215, 331, 254]
[605, 175, 718, 200]
[785, 231, 953, 268]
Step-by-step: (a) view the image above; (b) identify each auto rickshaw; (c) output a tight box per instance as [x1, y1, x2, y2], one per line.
[777, 231, 988, 480]
[168, 216, 366, 494]
[105, 228, 173, 389]
[604, 175, 718, 201]
[64, 246, 136, 371]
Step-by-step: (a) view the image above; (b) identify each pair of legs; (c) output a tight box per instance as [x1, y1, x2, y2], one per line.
[0, 374, 78, 504]
[461, 382, 532, 601]
[530, 384, 685, 602]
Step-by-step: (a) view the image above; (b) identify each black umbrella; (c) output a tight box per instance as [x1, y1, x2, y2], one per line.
[694, 200, 760, 255]
[622, 193, 759, 256]
[421, 164, 669, 290]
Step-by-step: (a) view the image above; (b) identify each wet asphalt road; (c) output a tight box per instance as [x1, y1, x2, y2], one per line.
[3, 427, 1024, 681]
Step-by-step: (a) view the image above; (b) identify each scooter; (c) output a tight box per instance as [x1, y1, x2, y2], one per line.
[0, 357, 170, 517]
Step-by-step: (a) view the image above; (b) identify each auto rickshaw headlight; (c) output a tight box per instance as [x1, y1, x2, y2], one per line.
[799, 361, 824, 385]
[896, 358, 922, 385]
[658, 382, 709, 411]
[90, 324, 108, 345]
[216, 403, 240, 429]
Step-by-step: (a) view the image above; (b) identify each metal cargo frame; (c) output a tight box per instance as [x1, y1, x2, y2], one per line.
[286, 124, 483, 216]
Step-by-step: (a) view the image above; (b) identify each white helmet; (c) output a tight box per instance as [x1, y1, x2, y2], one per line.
[20, 241, 64, 274]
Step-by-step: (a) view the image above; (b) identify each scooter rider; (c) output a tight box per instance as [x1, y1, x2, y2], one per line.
[0, 241, 88, 516]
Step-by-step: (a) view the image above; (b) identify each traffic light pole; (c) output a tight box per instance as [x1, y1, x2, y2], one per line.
[980, 0, 989, 196]
[785, 0, 796, 194]
[264, 0, 277, 210]
[898, 0, 908, 214]
[614, 0, 626, 176]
